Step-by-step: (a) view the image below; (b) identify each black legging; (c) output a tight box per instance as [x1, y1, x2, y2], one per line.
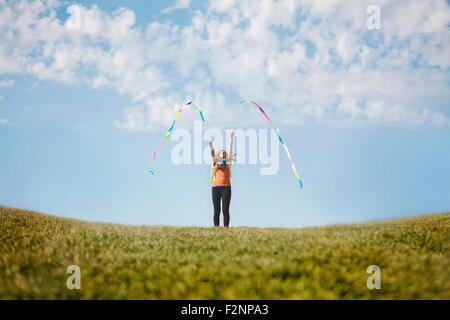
[212, 186, 231, 227]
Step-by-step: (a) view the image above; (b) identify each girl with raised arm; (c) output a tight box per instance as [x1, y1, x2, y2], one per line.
[209, 131, 235, 227]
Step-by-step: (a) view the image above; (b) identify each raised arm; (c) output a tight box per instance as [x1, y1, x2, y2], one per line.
[228, 130, 235, 161]
[209, 141, 215, 161]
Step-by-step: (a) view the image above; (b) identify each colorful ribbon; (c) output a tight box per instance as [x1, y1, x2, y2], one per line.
[215, 159, 227, 169]
[148, 101, 205, 175]
[240, 100, 303, 189]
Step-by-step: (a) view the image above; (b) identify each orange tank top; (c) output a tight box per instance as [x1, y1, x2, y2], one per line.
[212, 162, 231, 187]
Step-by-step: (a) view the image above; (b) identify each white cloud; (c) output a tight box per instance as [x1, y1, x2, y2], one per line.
[0, 79, 15, 87]
[161, 0, 191, 14]
[0, 0, 449, 130]
[0, 118, 9, 125]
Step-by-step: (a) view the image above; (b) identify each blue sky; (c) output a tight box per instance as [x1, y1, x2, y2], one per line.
[0, 0, 449, 227]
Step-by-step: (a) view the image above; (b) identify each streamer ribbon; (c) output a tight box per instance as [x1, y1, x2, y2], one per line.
[240, 100, 303, 189]
[148, 101, 205, 174]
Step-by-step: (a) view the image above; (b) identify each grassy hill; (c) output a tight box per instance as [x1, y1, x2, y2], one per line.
[0, 206, 449, 299]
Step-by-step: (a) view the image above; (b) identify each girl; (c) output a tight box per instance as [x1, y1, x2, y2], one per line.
[209, 130, 234, 227]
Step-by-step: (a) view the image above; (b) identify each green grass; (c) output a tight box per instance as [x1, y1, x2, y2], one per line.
[0, 206, 449, 299]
